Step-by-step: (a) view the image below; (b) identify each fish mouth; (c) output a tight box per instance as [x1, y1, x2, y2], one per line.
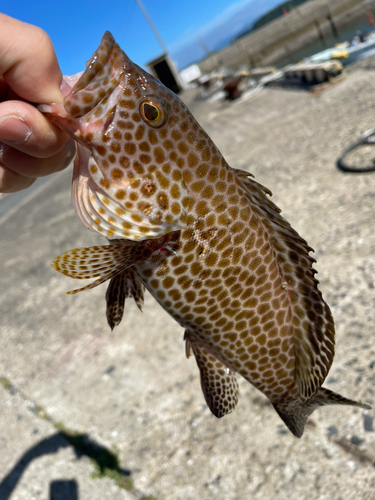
[63, 31, 127, 119]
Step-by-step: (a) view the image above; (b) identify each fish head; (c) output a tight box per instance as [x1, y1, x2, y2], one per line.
[40, 31, 193, 241]
[59, 32, 172, 145]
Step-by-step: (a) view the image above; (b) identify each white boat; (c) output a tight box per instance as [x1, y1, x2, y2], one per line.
[304, 33, 375, 66]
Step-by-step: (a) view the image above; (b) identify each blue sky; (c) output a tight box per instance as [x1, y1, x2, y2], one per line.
[2, 0, 283, 74]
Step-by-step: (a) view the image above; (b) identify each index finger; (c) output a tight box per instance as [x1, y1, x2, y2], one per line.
[0, 14, 63, 104]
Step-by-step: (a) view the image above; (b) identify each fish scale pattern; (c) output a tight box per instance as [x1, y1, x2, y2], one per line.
[135, 166, 331, 402]
[42, 32, 370, 437]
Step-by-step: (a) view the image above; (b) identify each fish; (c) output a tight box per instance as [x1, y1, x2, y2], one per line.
[39, 32, 371, 437]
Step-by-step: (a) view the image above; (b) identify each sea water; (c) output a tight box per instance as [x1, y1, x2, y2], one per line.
[275, 15, 375, 68]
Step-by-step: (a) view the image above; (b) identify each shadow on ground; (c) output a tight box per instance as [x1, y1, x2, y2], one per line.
[0, 431, 132, 499]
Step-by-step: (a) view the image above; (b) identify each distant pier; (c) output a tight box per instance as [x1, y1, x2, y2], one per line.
[196, 0, 375, 74]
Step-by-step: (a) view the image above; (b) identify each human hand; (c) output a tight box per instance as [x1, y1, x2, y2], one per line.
[0, 14, 76, 193]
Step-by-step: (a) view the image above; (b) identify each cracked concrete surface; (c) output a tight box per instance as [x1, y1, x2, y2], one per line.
[1, 58, 375, 499]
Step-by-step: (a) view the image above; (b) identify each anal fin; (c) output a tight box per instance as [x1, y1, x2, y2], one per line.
[185, 332, 239, 418]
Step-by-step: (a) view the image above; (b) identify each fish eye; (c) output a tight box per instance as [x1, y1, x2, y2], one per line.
[139, 96, 167, 128]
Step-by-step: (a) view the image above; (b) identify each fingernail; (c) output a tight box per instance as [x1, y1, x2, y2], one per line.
[0, 116, 32, 144]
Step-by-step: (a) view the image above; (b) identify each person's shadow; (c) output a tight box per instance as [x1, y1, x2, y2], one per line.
[50, 480, 79, 500]
[0, 431, 132, 499]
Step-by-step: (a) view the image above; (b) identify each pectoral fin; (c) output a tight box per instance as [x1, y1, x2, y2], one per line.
[185, 332, 239, 418]
[105, 268, 145, 330]
[52, 243, 138, 295]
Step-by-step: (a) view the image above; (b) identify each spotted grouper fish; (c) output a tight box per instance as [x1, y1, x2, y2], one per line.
[40, 32, 370, 437]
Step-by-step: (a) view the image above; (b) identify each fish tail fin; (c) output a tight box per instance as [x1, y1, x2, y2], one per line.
[273, 387, 371, 438]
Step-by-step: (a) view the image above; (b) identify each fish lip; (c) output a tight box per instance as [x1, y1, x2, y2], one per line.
[72, 31, 116, 94]
[73, 31, 133, 92]
[61, 72, 84, 95]
[63, 31, 127, 120]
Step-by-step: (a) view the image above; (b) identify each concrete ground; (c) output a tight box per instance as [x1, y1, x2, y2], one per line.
[1, 59, 375, 500]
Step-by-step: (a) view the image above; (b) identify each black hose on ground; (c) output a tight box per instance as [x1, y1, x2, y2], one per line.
[337, 128, 375, 173]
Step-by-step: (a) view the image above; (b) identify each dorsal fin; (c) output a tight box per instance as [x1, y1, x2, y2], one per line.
[234, 169, 335, 400]
[185, 331, 239, 418]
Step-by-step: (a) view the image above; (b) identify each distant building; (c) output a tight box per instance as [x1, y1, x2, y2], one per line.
[147, 54, 184, 94]
[179, 65, 201, 86]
